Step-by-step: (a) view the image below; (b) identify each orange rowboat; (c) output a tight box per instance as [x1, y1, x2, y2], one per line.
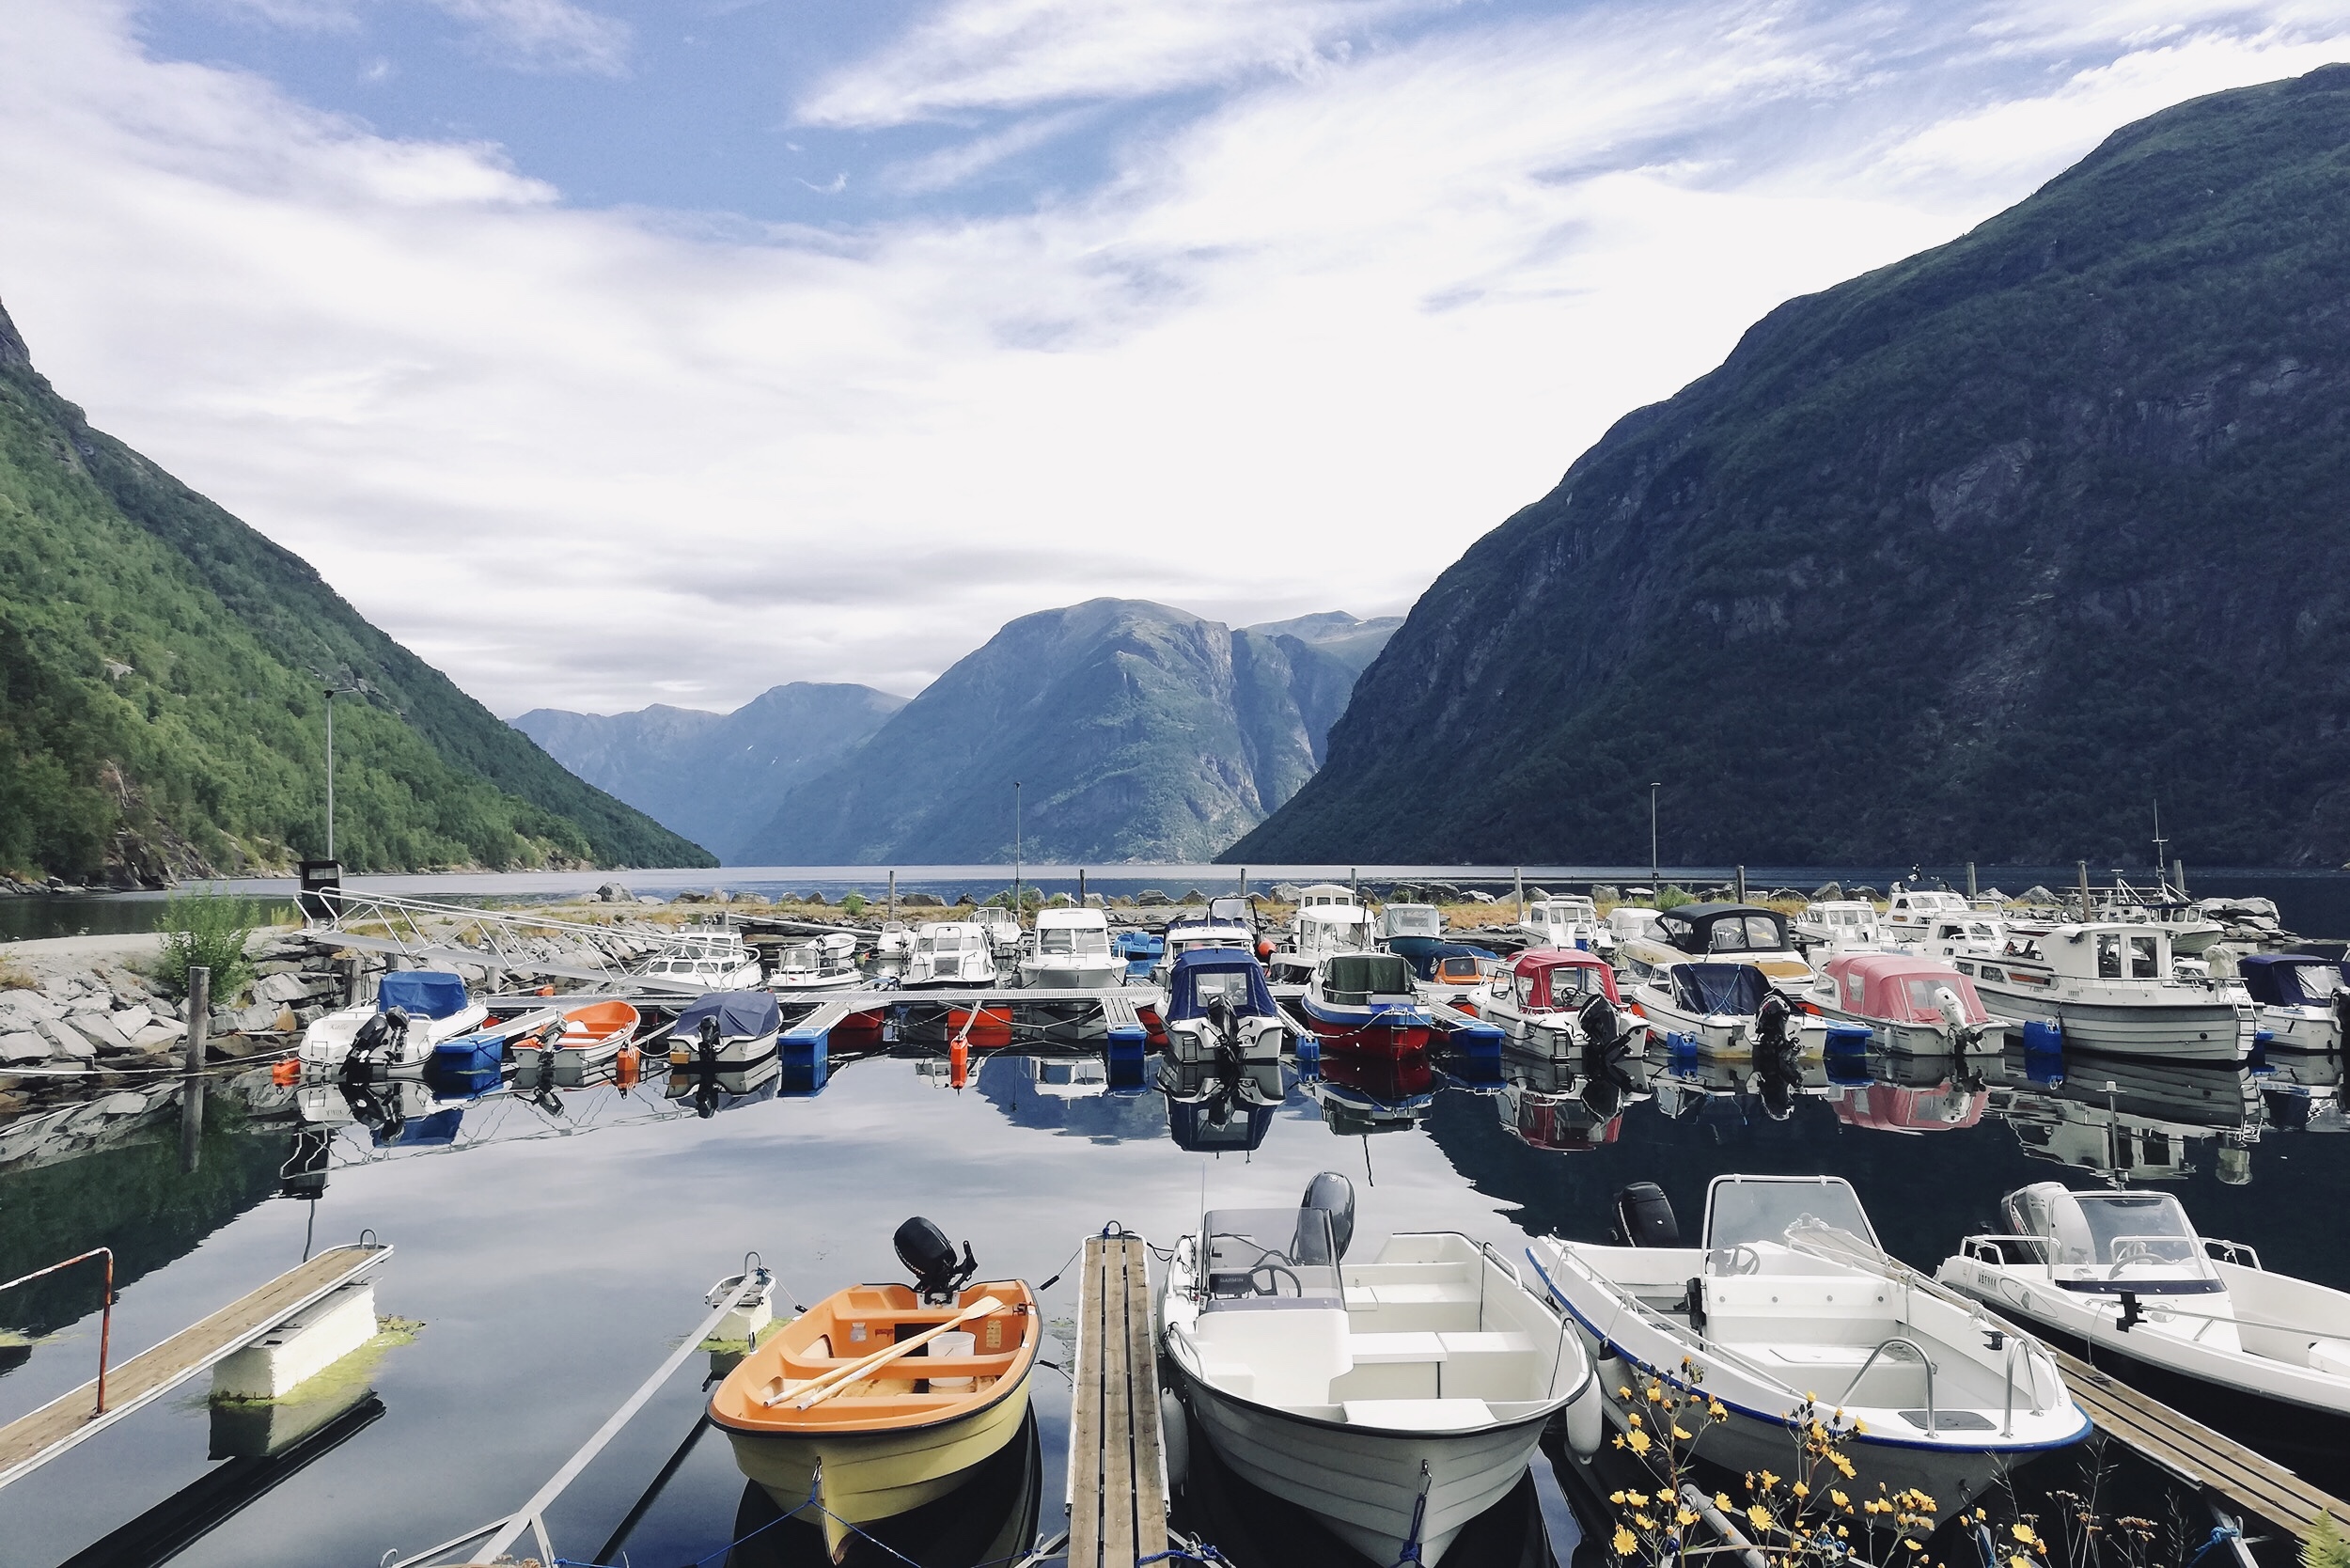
[513, 999, 639, 1088]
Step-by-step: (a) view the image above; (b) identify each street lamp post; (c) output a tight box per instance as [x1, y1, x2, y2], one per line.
[324, 689, 337, 863]
[1649, 781, 1661, 895]
[1013, 780, 1023, 919]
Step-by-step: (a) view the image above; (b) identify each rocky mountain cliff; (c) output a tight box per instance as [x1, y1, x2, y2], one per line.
[1231, 66, 2350, 870]
[514, 682, 905, 862]
[740, 601, 1397, 864]
[0, 294, 710, 881]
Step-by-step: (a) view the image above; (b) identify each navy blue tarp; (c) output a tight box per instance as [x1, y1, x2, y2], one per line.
[1167, 949, 1277, 1022]
[2239, 954, 2342, 1009]
[1670, 963, 1773, 1017]
[672, 990, 780, 1041]
[378, 970, 470, 1020]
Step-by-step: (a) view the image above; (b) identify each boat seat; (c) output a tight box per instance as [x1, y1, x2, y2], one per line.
[1342, 1398, 1495, 1431]
[1348, 1331, 1449, 1364]
[1438, 1331, 1534, 1356]
[2310, 1339, 2350, 1376]
[1704, 1278, 1888, 1315]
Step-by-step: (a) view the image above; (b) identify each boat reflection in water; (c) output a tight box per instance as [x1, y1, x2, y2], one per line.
[1647, 1032, 1853, 1126]
[1986, 1048, 2264, 1184]
[1305, 1052, 1435, 1136]
[1494, 1042, 1653, 1152]
[666, 1056, 783, 1120]
[725, 1407, 1042, 1568]
[1159, 1057, 1284, 1153]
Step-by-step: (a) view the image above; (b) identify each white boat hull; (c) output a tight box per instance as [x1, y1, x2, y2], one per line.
[1977, 988, 2249, 1063]
[670, 1027, 778, 1068]
[1812, 1003, 2002, 1058]
[297, 1001, 489, 1072]
[1016, 959, 1122, 990]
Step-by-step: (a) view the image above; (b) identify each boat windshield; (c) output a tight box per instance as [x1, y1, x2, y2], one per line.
[1038, 929, 1111, 955]
[2067, 1193, 2199, 1265]
[1190, 967, 1258, 1010]
[916, 929, 965, 952]
[1199, 1208, 1344, 1310]
[1704, 1176, 1878, 1250]
[1708, 917, 1785, 953]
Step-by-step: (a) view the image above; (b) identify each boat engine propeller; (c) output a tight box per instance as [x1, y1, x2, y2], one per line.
[896, 1216, 979, 1304]
[1755, 992, 1800, 1058]
[1301, 1171, 1355, 1262]
[343, 1007, 410, 1083]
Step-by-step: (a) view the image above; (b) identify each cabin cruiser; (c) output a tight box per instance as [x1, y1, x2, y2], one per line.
[2236, 954, 2347, 1054]
[1792, 900, 1888, 956]
[1807, 953, 2007, 1055]
[1379, 902, 1448, 974]
[1016, 907, 1121, 990]
[1613, 903, 1812, 993]
[1606, 905, 1661, 954]
[769, 933, 862, 993]
[904, 922, 1001, 989]
[1292, 882, 1361, 920]
[1299, 952, 1434, 1062]
[1153, 908, 1259, 985]
[1883, 886, 1972, 945]
[298, 970, 489, 1074]
[1530, 1175, 2085, 1512]
[1942, 923, 2251, 1064]
[1631, 962, 1826, 1058]
[969, 903, 1025, 963]
[1270, 904, 1375, 986]
[2087, 876, 2227, 956]
[1941, 1184, 2350, 1437]
[1513, 895, 1611, 955]
[1481, 949, 1643, 1062]
[1163, 1173, 1600, 1566]
[1162, 949, 1285, 1067]
[639, 928, 763, 991]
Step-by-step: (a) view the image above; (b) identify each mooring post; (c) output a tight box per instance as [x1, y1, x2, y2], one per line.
[2077, 861, 2092, 920]
[1966, 861, 1978, 900]
[338, 955, 361, 1008]
[886, 870, 896, 923]
[1734, 865, 1746, 903]
[1078, 868, 1088, 906]
[185, 964, 211, 1074]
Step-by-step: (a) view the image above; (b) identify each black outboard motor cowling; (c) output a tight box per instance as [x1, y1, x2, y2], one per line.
[1301, 1170, 1356, 1262]
[1755, 992, 1797, 1055]
[895, 1216, 979, 1303]
[343, 1008, 408, 1082]
[1613, 1182, 1679, 1247]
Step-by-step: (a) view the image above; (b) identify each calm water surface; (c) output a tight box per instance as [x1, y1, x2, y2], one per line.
[2, 1038, 2343, 1567]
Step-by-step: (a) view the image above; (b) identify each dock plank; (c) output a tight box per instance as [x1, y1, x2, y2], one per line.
[1102, 1242, 1136, 1568]
[1070, 1235, 1167, 1568]
[1120, 1237, 1168, 1559]
[0, 1245, 389, 1489]
[1068, 1241, 1105, 1567]
[2049, 1345, 2349, 1542]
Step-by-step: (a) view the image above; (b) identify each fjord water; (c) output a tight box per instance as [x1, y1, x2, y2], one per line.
[4, 1039, 2344, 1567]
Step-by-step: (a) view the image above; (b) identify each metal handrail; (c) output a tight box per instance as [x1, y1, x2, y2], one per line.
[1842, 1335, 1934, 1428]
[1537, 1244, 1810, 1403]
[0, 1247, 114, 1412]
[2203, 1237, 2263, 1269]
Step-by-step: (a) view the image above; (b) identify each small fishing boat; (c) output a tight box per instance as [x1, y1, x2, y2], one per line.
[970, 905, 1025, 962]
[1947, 922, 2252, 1064]
[668, 990, 781, 1068]
[902, 922, 999, 989]
[511, 998, 640, 1088]
[1792, 899, 1888, 956]
[1512, 895, 1611, 955]
[1806, 953, 2007, 1056]
[639, 928, 763, 990]
[1530, 1174, 2086, 1513]
[2237, 953, 2348, 1054]
[1480, 949, 1642, 1062]
[1299, 952, 1434, 1061]
[1153, 907, 1260, 985]
[298, 970, 491, 1076]
[1419, 945, 1501, 1014]
[1883, 886, 1972, 944]
[1612, 903, 1812, 993]
[771, 933, 862, 993]
[1630, 962, 1826, 1058]
[711, 1219, 1040, 1558]
[1016, 907, 1122, 990]
[1940, 1184, 2350, 1447]
[1162, 1172, 1601, 1567]
[1163, 949, 1285, 1066]
[1269, 905, 1376, 987]
[1379, 902, 1449, 974]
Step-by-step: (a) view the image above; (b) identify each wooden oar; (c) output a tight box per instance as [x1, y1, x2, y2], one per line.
[764, 1295, 1005, 1411]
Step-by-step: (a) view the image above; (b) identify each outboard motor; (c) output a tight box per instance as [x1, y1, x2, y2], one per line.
[2332, 989, 2350, 1054]
[1300, 1170, 1356, 1262]
[896, 1215, 979, 1304]
[1755, 992, 1798, 1058]
[1754, 1058, 1797, 1121]
[1932, 985, 1977, 1050]
[697, 1014, 721, 1067]
[1204, 995, 1240, 1066]
[1578, 994, 1631, 1064]
[343, 1008, 409, 1083]
[1612, 1182, 1678, 1247]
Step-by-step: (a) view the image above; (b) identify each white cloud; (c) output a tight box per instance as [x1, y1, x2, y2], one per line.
[192, 0, 633, 73]
[4, 0, 2346, 718]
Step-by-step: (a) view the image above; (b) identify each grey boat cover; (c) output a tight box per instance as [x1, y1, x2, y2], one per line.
[673, 989, 780, 1041]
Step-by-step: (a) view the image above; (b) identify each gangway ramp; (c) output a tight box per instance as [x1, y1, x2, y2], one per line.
[1068, 1233, 1167, 1568]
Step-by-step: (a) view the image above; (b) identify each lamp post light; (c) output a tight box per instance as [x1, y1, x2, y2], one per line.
[1013, 780, 1023, 918]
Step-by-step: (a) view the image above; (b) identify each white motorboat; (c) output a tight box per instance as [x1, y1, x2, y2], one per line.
[1940, 1184, 2350, 1433]
[1792, 900, 1889, 956]
[1480, 949, 1643, 1062]
[2237, 954, 2347, 1055]
[1606, 905, 1662, 955]
[639, 928, 763, 991]
[1270, 904, 1375, 986]
[1530, 1175, 2086, 1513]
[971, 904, 1025, 962]
[1152, 909, 1259, 986]
[1805, 953, 2009, 1056]
[1883, 886, 1972, 945]
[1016, 907, 1121, 990]
[1162, 1174, 1601, 1566]
[1630, 963, 1826, 1058]
[1941, 923, 2251, 1064]
[903, 922, 1000, 989]
[1162, 949, 1285, 1066]
[667, 990, 781, 1068]
[1028, 1055, 1108, 1099]
[1513, 895, 1611, 955]
[769, 933, 862, 993]
[297, 970, 489, 1074]
[1613, 903, 1813, 995]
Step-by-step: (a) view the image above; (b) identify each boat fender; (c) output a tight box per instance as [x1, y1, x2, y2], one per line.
[1564, 1380, 1606, 1460]
[1160, 1388, 1191, 1494]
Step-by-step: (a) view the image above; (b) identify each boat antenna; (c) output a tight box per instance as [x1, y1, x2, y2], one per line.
[2151, 795, 2170, 883]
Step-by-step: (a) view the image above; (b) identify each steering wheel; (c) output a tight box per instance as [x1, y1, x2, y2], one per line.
[2109, 1239, 2166, 1272]
[1707, 1244, 1762, 1277]
[1249, 1263, 1303, 1297]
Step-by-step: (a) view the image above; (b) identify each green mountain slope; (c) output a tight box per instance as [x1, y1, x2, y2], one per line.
[0, 297, 711, 880]
[1233, 65, 2350, 870]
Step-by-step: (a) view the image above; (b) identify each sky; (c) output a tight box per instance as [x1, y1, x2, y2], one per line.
[3, 2, 2348, 717]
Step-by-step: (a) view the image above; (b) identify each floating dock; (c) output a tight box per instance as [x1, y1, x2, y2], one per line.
[1068, 1233, 1167, 1568]
[0, 1243, 391, 1490]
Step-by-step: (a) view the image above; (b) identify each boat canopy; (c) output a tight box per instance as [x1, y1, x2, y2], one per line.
[1821, 954, 1989, 1024]
[1512, 949, 1621, 1008]
[1381, 903, 1442, 939]
[1319, 952, 1418, 1004]
[1703, 1173, 1880, 1249]
[672, 990, 780, 1040]
[378, 970, 469, 1020]
[1999, 1183, 2204, 1268]
[1656, 903, 1791, 956]
[1669, 963, 1773, 1017]
[2239, 954, 2346, 1008]
[1166, 949, 1277, 1022]
[1208, 895, 1254, 925]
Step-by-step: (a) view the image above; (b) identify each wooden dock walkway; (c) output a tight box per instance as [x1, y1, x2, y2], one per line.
[2050, 1345, 2348, 1543]
[1068, 1234, 1167, 1568]
[0, 1243, 391, 1490]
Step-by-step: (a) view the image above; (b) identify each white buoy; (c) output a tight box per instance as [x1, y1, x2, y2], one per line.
[1159, 1388, 1190, 1494]
[211, 1281, 377, 1401]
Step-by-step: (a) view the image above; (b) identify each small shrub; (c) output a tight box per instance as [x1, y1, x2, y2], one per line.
[154, 893, 258, 1003]
[839, 893, 868, 916]
[0, 962, 34, 992]
[1656, 884, 1696, 910]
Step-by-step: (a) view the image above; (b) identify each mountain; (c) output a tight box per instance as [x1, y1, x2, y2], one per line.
[513, 682, 906, 862]
[739, 600, 1400, 864]
[0, 295, 711, 882]
[1232, 65, 2350, 870]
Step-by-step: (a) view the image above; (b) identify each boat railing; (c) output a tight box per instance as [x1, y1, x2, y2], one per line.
[2202, 1238, 2264, 1269]
[1842, 1335, 1934, 1427]
[1962, 1232, 2054, 1266]
[1540, 1244, 1810, 1403]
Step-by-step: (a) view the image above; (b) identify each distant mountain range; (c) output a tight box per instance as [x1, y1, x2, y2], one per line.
[513, 683, 905, 862]
[527, 602, 1398, 863]
[0, 295, 708, 882]
[1232, 65, 2350, 870]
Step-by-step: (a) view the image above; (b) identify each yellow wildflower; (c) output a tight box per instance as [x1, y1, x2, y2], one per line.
[1637, 1514, 1657, 1530]
[2013, 1526, 2038, 1545]
[1679, 1510, 1699, 1528]
[2011, 1558, 2032, 1568]
[1761, 1470, 1780, 1489]
[1837, 1527, 1850, 1540]
[1647, 1384, 1666, 1403]
[1628, 1413, 1644, 1430]
[1612, 1526, 1637, 1556]
[1794, 1482, 1810, 1499]
[1830, 1491, 1849, 1508]
[1626, 1429, 1653, 1455]
[1709, 1400, 1729, 1419]
[1748, 1506, 1776, 1532]
[1716, 1493, 1737, 1514]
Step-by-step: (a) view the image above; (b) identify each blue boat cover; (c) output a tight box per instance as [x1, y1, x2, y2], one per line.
[379, 970, 469, 1020]
[2239, 954, 2344, 1008]
[1166, 949, 1277, 1022]
[673, 989, 780, 1041]
[1670, 963, 1774, 1017]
